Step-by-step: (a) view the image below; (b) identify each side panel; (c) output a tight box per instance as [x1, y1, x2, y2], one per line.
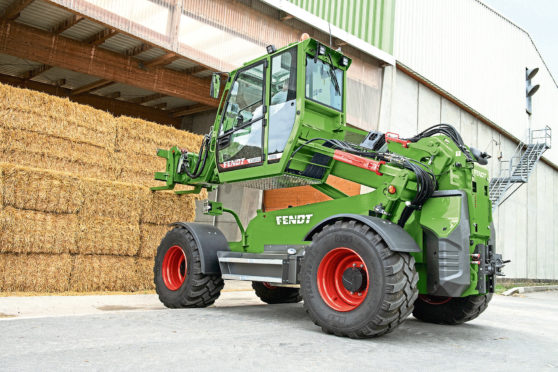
[170, 222, 229, 274]
[419, 191, 471, 297]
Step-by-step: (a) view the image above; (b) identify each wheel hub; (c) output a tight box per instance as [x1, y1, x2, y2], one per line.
[317, 247, 370, 312]
[342, 266, 367, 293]
[162, 245, 187, 291]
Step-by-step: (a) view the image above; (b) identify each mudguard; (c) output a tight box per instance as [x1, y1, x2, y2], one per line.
[303, 214, 420, 253]
[170, 222, 229, 274]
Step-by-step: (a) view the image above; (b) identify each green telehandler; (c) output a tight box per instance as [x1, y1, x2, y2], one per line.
[151, 38, 506, 338]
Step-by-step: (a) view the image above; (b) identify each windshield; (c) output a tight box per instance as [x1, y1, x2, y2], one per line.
[305, 56, 343, 111]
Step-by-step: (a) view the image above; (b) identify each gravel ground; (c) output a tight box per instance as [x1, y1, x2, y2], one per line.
[0, 288, 557, 371]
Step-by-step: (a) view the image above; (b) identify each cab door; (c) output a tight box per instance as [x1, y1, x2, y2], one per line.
[217, 61, 266, 171]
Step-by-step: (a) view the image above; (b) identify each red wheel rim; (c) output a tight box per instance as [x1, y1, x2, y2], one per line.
[317, 247, 369, 312]
[419, 294, 452, 305]
[262, 282, 277, 289]
[162, 245, 186, 291]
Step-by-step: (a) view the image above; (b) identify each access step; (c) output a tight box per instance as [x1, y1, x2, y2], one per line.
[217, 247, 304, 285]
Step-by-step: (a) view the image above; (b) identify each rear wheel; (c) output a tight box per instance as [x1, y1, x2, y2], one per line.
[300, 220, 418, 338]
[252, 282, 302, 304]
[154, 227, 224, 308]
[412, 293, 492, 324]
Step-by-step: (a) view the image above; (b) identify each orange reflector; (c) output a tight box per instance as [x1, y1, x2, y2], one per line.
[388, 185, 396, 194]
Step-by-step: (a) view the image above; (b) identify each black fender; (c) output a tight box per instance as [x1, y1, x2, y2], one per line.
[303, 214, 420, 253]
[170, 222, 229, 274]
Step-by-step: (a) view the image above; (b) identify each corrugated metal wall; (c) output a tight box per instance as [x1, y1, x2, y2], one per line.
[391, 69, 558, 279]
[394, 0, 558, 165]
[286, 0, 395, 53]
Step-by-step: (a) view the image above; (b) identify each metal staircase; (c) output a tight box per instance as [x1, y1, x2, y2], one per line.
[489, 126, 552, 209]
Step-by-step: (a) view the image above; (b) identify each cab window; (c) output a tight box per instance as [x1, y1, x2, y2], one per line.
[305, 56, 343, 111]
[217, 62, 266, 170]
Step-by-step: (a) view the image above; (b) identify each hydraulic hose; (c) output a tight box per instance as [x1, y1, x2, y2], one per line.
[184, 134, 209, 179]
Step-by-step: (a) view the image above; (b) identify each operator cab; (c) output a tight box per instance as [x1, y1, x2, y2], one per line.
[212, 38, 351, 187]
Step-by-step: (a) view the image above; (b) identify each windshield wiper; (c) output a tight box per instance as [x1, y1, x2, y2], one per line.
[326, 53, 341, 96]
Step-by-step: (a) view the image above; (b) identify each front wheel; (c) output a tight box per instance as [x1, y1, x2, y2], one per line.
[300, 220, 418, 338]
[412, 293, 492, 325]
[154, 227, 224, 308]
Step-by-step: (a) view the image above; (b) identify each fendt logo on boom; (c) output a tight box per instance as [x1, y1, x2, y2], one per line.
[276, 214, 313, 225]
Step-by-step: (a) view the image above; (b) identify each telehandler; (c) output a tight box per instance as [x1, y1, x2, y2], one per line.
[151, 38, 506, 338]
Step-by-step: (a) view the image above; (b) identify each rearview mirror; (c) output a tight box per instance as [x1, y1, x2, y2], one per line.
[210, 73, 220, 99]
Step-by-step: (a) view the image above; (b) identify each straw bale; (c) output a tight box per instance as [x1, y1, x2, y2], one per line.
[141, 190, 196, 225]
[0, 128, 119, 180]
[139, 223, 172, 258]
[75, 217, 139, 256]
[0, 164, 3, 208]
[0, 207, 77, 254]
[115, 152, 209, 201]
[69, 255, 145, 292]
[0, 84, 116, 149]
[0, 253, 72, 292]
[116, 116, 203, 156]
[115, 151, 166, 187]
[80, 178, 147, 222]
[135, 258, 156, 290]
[1, 163, 83, 213]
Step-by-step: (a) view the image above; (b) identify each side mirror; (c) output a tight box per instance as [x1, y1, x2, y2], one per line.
[210, 73, 221, 99]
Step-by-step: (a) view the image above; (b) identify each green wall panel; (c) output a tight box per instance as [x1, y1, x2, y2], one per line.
[286, 0, 395, 53]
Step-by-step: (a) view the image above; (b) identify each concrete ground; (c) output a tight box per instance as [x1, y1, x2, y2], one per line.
[1, 283, 557, 371]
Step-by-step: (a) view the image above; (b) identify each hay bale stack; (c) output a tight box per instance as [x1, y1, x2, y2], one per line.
[0, 165, 3, 208]
[139, 223, 171, 258]
[0, 163, 82, 214]
[80, 178, 146, 222]
[1, 128, 119, 180]
[0, 207, 77, 255]
[0, 84, 116, 150]
[142, 190, 197, 225]
[0, 82, 204, 293]
[115, 151, 166, 188]
[0, 253, 72, 292]
[76, 217, 140, 256]
[69, 255, 143, 292]
[116, 117, 202, 156]
[135, 258, 156, 290]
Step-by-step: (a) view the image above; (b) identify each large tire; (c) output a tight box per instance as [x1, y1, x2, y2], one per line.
[252, 282, 302, 304]
[300, 220, 418, 338]
[412, 293, 492, 325]
[154, 227, 224, 308]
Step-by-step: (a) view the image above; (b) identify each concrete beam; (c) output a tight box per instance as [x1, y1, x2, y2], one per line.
[1, 0, 33, 20]
[51, 14, 84, 34]
[129, 93, 166, 104]
[0, 19, 219, 106]
[172, 104, 214, 117]
[83, 28, 117, 46]
[21, 64, 51, 81]
[71, 79, 114, 95]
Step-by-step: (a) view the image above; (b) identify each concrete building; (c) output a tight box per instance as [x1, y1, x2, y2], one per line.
[0, 0, 555, 279]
